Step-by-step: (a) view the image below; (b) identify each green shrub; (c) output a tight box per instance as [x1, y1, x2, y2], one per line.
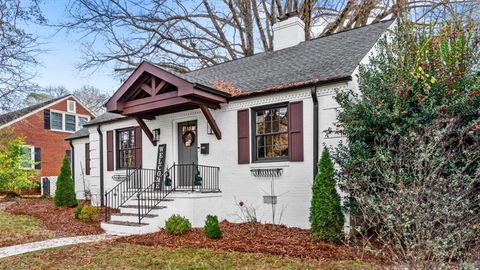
[204, 215, 222, 239]
[0, 129, 38, 193]
[309, 148, 344, 243]
[54, 156, 77, 207]
[74, 204, 84, 219]
[78, 204, 99, 222]
[165, 214, 191, 235]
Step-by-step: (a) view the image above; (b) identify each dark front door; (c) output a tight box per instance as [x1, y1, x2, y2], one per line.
[178, 121, 198, 187]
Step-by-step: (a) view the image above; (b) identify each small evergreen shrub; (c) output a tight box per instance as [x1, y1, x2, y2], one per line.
[54, 156, 77, 207]
[309, 148, 344, 243]
[78, 204, 99, 222]
[204, 215, 222, 239]
[74, 204, 84, 219]
[165, 214, 191, 235]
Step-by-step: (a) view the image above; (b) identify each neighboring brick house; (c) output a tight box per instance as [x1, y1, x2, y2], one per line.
[0, 95, 95, 180]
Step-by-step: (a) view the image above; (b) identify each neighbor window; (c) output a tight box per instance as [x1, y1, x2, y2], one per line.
[253, 104, 288, 161]
[67, 100, 76, 113]
[21, 145, 34, 169]
[51, 112, 63, 130]
[65, 114, 76, 131]
[78, 116, 89, 129]
[117, 128, 135, 169]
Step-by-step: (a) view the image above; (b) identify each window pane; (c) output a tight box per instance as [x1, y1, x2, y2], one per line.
[78, 117, 88, 128]
[21, 146, 33, 169]
[254, 105, 289, 160]
[65, 114, 76, 131]
[118, 129, 135, 168]
[51, 112, 63, 130]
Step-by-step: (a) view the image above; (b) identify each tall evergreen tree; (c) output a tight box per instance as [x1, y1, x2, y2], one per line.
[309, 148, 344, 243]
[54, 156, 77, 207]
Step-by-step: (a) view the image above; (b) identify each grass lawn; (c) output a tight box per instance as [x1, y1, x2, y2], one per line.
[0, 242, 379, 270]
[0, 210, 62, 247]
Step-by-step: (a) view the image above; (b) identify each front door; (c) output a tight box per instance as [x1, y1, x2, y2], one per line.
[178, 121, 198, 187]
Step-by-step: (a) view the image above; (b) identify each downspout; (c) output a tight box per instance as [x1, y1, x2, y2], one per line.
[69, 141, 75, 185]
[311, 87, 319, 178]
[97, 125, 104, 206]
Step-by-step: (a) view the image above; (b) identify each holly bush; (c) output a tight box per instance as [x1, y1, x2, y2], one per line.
[333, 20, 479, 268]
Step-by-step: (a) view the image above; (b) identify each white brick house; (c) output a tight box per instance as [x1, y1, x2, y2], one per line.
[66, 16, 394, 235]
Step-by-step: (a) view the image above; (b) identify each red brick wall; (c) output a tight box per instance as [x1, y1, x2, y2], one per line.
[4, 97, 93, 177]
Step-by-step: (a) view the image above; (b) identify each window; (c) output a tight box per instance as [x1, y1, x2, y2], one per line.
[78, 116, 89, 129]
[253, 104, 289, 161]
[117, 128, 135, 169]
[21, 145, 34, 169]
[67, 100, 76, 113]
[51, 112, 63, 130]
[65, 114, 76, 131]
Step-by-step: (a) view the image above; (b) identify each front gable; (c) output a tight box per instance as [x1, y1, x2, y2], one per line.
[106, 62, 230, 142]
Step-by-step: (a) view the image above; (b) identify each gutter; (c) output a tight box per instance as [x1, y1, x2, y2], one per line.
[97, 125, 105, 206]
[311, 87, 319, 178]
[69, 141, 75, 185]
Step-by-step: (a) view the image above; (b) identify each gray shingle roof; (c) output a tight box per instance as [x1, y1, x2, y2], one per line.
[65, 127, 90, 140]
[66, 112, 129, 140]
[83, 112, 126, 127]
[0, 95, 70, 126]
[183, 19, 393, 95]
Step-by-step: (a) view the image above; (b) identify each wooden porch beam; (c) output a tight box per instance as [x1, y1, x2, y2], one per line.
[199, 104, 221, 140]
[134, 117, 157, 146]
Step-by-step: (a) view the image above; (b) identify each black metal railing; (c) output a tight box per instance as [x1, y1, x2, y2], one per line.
[174, 163, 220, 192]
[136, 165, 175, 223]
[104, 167, 159, 222]
[135, 163, 220, 223]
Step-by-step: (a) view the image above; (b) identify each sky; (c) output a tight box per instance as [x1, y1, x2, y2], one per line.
[28, 1, 120, 93]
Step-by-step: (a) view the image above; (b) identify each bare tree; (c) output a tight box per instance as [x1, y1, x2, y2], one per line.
[0, 0, 45, 113]
[61, 0, 479, 75]
[30, 85, 110, 114]
[72, 85, 111, 114]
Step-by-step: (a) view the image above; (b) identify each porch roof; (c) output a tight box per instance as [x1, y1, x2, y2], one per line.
[106, 62, 227, 143]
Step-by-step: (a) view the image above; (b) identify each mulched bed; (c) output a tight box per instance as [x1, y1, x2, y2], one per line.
[119, 221, 385, 264]
[4, 198, 105, 236]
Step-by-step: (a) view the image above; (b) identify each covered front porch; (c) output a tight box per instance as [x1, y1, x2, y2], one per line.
[102, 61, 228, 228]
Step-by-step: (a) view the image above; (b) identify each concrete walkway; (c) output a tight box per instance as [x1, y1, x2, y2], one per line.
[0, 234, 117, 259]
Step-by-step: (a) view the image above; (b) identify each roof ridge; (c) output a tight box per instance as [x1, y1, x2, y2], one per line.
[186, 18, 395, 74]
[0, 94, 71, 117]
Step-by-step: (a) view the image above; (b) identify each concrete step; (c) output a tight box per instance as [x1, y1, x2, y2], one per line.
[119, 205, 167, 214]
[105, 220, 148, 226]
[112, 212, 158, 218]
[101, 221, 160, 235]
[111, 214, 157, 223]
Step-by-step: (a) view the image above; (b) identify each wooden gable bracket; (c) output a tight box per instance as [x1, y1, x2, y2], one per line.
[199, 104, 222, 140]
[134, 117, 157, 146]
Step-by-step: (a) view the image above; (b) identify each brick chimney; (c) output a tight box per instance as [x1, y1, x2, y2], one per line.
[272, 12, 305, 51]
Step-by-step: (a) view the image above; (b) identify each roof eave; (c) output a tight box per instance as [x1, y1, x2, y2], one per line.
[230, 76, 352, 100]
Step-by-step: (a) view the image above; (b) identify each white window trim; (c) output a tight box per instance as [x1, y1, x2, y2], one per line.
[50, 109, 91, 133]
[22, 145, 35, 169]
[50, 111, 64, 132]
[67, 100, 76, 113]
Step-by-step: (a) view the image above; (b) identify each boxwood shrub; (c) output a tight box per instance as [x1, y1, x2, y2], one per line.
[204, 215, 222, 239]
[165, 214, 191, 235]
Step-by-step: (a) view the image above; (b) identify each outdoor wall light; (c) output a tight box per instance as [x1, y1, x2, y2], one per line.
[153, 128, 161, 142]
[206, 123, 214, 135]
